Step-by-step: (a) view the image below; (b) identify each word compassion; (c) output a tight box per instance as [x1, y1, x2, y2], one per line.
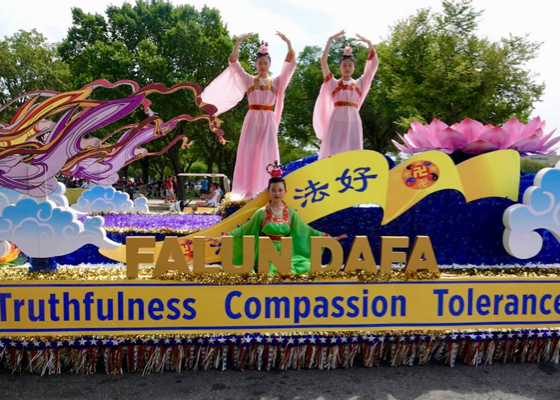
[126, 235, 438, 278]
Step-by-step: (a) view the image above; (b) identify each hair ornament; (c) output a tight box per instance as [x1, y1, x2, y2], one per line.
[258, 40, 269, 55]
[340, 41, 358, 59]
[266, 160, 284, 177]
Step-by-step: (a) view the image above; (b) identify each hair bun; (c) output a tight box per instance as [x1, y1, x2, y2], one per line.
[343, 46, 353, 56]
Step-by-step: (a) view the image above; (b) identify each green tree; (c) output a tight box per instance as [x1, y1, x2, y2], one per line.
[58, 0, 250, 198]
[0, 29, 71, 119]
[379, 0, 544, 137]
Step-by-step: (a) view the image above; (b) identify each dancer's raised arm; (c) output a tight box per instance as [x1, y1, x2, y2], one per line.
[229, 32, 253, 61]
[356, 33, 374, 52]
[321, 30, 345, 78]
[276, 31, 293, 55]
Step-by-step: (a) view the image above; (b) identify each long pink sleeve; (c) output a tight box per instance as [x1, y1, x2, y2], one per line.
[356, 49, 379, 108]
[312, 73, 337, 140]
[201, 60, 253, 116]
[272, 50, 297, 127]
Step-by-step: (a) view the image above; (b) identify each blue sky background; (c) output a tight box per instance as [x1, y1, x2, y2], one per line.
[2, 0, 559, 149]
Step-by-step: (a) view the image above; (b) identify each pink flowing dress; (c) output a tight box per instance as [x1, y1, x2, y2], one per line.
[313, 49, 379, 159]
[201, 52, 296, 199]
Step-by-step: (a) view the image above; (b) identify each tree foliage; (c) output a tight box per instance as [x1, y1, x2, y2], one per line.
[378, 0, 544, 130]
[58, 0, 244, 194]
[0, 30, 71, 119]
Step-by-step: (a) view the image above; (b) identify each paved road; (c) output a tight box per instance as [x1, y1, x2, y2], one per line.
[1, 362, 559, 400]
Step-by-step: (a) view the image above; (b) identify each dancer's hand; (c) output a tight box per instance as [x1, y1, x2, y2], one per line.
[332, 234, 348, 241]
[356, 34, 374, 49]
[276, 31, 293, 54]
[236, 33, 254, 43]
[276, 31, 290, 43]
[329, 30, 345, 42]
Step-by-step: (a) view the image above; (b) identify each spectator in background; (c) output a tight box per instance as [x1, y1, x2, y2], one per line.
[200, 176, 209, 199]
[126, 178, 136, 198]
[164, 176, 174, 203]
[139, 176, 147, 196]
[172, 176, 178, 202]
[191, 183, 222, 212]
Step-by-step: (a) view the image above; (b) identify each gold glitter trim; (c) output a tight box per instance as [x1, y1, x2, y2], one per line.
[216, 196, 250, 218]
[3, 265, 560, 283]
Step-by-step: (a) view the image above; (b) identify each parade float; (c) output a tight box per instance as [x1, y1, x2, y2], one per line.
[1, 81, 560, 374]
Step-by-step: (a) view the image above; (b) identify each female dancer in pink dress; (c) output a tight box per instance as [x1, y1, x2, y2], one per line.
[201, 32, 296, 199]
[313, 30, 379, 159]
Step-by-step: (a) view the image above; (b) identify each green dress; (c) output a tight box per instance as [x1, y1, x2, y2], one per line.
[229, 203, 327, 274]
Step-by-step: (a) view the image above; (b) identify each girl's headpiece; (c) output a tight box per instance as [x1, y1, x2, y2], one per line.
[257, 40, 269, 56]
[340, 41, 357, 63]
[266, 160, 284, 178]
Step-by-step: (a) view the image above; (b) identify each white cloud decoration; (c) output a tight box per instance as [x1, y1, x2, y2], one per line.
[132, 196, 149, 212]
[0, 182, 70, 213]
[49, 182, 71, 208]
[0, 198, 119, 258]
[0, 187, 26, 212]
[71, 185, 148, 212]
[503, 162, 560, 259]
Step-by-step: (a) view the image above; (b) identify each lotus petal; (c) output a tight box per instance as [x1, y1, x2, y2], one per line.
[460, 140, 498, 155]
[536, 128, 557, 147]
[451, 118, 486, 142]
[509, 133, 541, 153]
[426, 118, 448, 145]
[407, 131, 433, 148]
[501, 117, 524, 143]
[478, 127, 509, 149]
[396, 133, 420, 151]
[391, 139, 415, 154]
[410, 120, 430, 138]
[520, 117, 544, 139]
[438, 127, 468, 152]
[534, 135, 560, 153]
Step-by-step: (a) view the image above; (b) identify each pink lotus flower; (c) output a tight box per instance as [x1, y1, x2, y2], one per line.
[392, 117, 560, 157]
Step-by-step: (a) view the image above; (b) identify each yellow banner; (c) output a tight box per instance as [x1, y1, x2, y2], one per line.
[1, 277, 560, 335]
[457, 149, 520, 202]
[382, 151, 463, 224]
[285, 150, 389, 221]
[100, 150, 519, 263]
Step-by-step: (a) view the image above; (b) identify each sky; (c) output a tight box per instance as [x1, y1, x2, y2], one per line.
[1, 0, 559, 145]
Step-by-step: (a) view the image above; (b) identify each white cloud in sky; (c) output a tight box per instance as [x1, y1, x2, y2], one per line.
[1, 0, 559, 145]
